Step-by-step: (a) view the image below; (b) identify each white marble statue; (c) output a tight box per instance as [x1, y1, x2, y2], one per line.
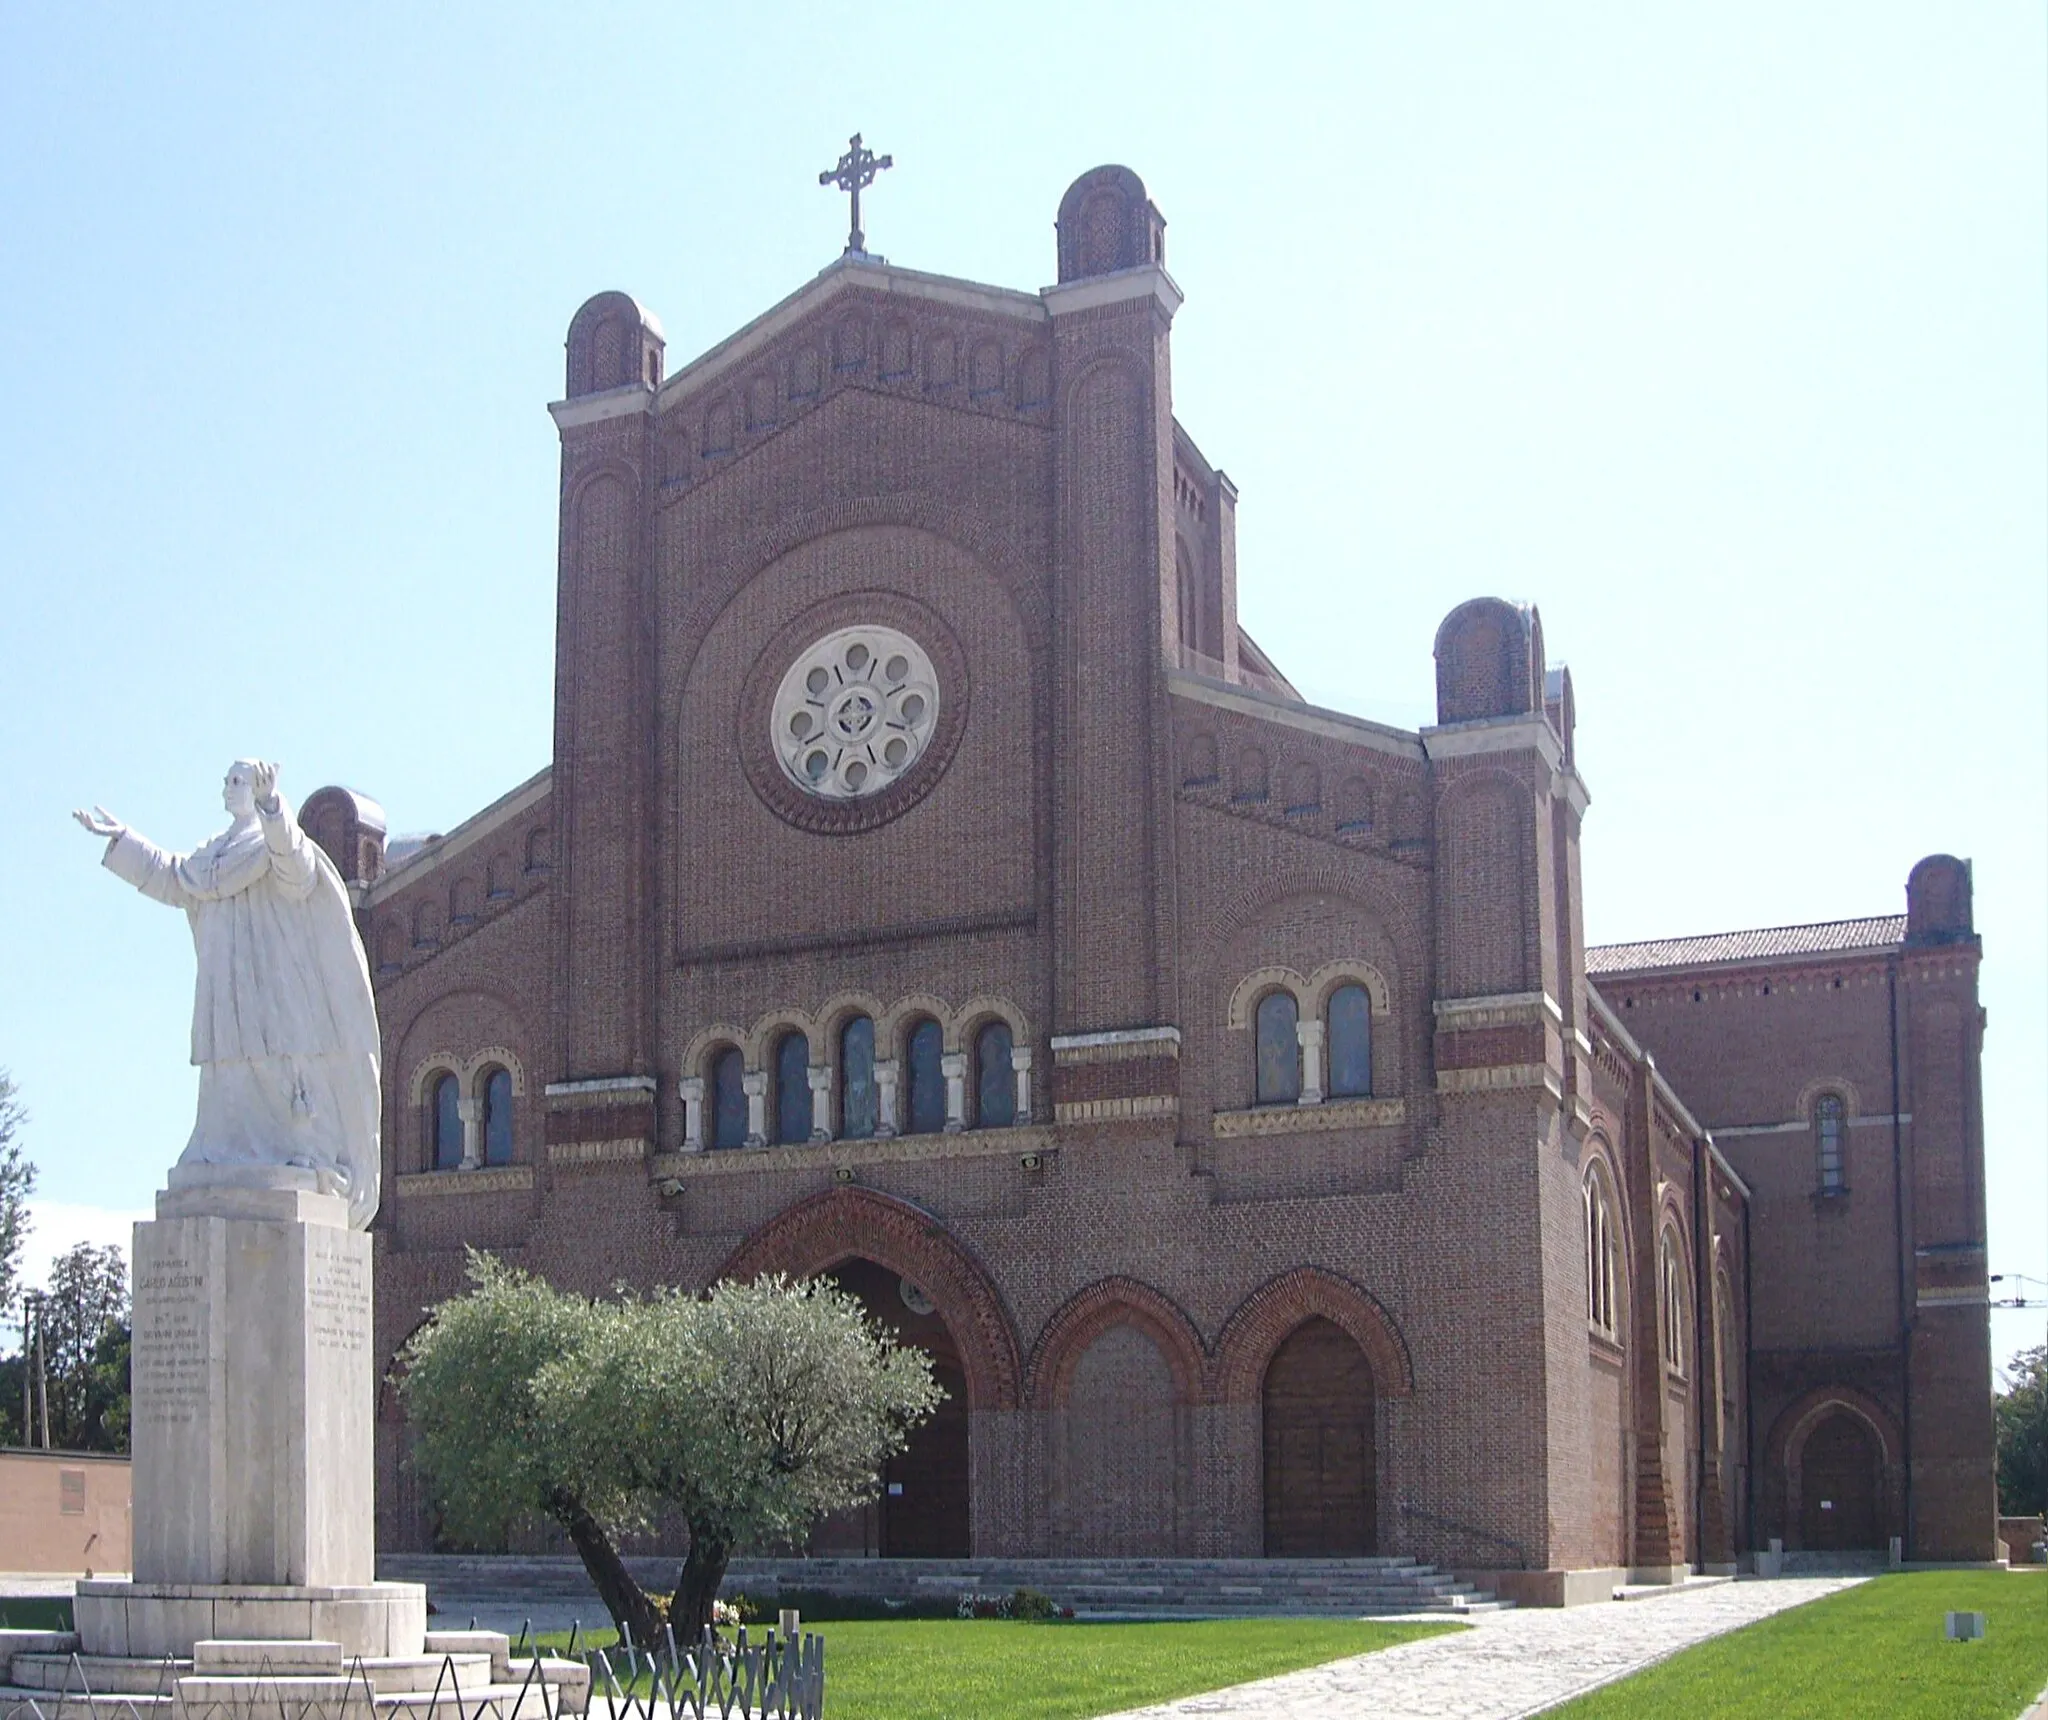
[75, 760, 382, 1227]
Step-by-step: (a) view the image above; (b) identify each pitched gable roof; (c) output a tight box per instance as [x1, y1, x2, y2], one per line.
[1586, 915, 1907, 976]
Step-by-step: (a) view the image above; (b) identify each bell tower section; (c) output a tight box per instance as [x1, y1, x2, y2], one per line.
[1045, 166, 1182, 1040]
[545, 293, 665, 1111]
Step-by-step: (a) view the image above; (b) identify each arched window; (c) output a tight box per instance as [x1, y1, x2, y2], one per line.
[975, 1021, 1014, 1128]
[481, 1067, 513, 1166]
[710, 1048, 747, 1150]
[1584, 1166, 1619, 1340]
[431, 1072, 462, 1171]
[1255, 991, 1300, 1105]
[774, 1031, 812, 1145]
[1326, 983, 1372, 1098]
[1660, 1230, 1687, 1376]
[840, 1016, 877, 1140]
[1815, 1093, 1847, 1194]
[904, 1018, 946, 1135]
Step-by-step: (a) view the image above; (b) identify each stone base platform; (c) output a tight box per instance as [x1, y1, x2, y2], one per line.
[74, 1580, 428, 1661]
[0, 1628, 588, 1720]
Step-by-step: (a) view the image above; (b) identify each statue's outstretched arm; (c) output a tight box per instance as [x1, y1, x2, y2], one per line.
[73, 805, 127, 840]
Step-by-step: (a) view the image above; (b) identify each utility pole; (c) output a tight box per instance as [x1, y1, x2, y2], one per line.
[29, 1293, 50, 1450]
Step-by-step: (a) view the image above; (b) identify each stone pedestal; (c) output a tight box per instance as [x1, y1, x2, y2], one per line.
[75, 1165, 425, 1663]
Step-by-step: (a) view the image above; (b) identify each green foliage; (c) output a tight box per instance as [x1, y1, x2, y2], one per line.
[1997, 1344, 2048, 1516]
[1547, 1571, 2048, 1718]
[1008, 1588, 1058, 1621]
[567, 1274, 942, 1555]
[0, 1069, 35, 1326]
[5, 1241, 131, 1452]
[397, 1252, 626, 1549]
[536, 1617, 1459, 1719]
[0, 1599, 73, 1632]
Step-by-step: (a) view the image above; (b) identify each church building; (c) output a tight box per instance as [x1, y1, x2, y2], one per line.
[305, 164, 1997, 1602]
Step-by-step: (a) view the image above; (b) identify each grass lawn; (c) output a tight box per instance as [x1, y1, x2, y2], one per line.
[0, 1598, 73, 1632]
[1548, 1571, 2048, 1719]
[544, 1616, 1460, 1720]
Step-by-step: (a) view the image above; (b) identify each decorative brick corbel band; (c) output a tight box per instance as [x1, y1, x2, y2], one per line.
[1048, 1026, 1181, 1123]
[543, 1074, 656, 1160]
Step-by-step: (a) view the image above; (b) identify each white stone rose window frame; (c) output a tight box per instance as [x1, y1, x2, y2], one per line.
[772, 627, 940, 801]
[738, 592, 971, 836]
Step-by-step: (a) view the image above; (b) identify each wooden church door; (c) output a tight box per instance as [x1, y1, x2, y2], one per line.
[1800, 1411, 1882, 1550]
[1263, 1318, 1377, 1556]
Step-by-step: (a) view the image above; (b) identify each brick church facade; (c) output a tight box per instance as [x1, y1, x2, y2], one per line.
[304, 165, 1996, 1601]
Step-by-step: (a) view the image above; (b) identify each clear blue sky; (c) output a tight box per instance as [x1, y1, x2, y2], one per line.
[2, 5, 2042, 1358]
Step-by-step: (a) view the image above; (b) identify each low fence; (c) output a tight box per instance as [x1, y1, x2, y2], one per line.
[582, 1625, 824, 1720]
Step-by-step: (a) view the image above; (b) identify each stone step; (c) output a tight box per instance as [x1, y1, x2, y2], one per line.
[4, 1652, 499, 1700]
[8, 1655, 192, 1696]
[0, 1683, 581, 1720]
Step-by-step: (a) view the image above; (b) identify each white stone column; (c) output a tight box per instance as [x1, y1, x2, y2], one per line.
[742, 1071, 767, 1148]
[679, 1076, 705, 1152]
[1011, 1044, 1034, 1125]
[941, 1052, 967, 1133]
[875, 1060, 900, 1138]
[808, 1065, 833, 1142]
[1296, 1018, 1325, 1106]
[456, 1097, 483, 1169]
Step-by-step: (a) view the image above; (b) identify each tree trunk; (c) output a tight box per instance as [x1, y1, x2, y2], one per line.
[547, 1489, 661, 1647]
[670, 1523, 732, 1642]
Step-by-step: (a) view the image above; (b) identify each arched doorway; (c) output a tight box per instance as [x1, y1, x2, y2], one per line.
[1800, 1411, 1882, 1551]
[1263, 1317, 1376, 1556]
[819, 1258, 971, 1558]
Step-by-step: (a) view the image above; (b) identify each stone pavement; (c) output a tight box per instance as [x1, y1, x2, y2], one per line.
[1099, 1576, 1863, 1720]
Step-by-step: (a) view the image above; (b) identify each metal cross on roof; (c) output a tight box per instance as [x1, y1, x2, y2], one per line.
[819, 133, 893, 257]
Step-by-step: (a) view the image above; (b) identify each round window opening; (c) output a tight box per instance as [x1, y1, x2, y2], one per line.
[772, 626, 940, 800]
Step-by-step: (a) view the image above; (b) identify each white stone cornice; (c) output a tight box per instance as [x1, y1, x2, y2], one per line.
[1433, 991, 1564, 1030]
[1166, 671, 1424, 760]
[1421, 714, 1564, 772]
[543, 1075, 658, 1097]
[1041, 264, 1185, 319]
[1050, 1026, 1182, 1063]
[648, 258, 1046, 417]
[547, 384, 654, 429]
[1553, 768, 1593, 815]
[360, 766, 553, 906]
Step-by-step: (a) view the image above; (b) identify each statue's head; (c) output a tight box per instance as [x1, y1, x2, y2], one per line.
[222, 760, 261, 819]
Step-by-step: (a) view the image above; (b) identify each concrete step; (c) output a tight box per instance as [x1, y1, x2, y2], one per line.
[0, 1684, 577, 1720]
[8, 1655, 191, 1696]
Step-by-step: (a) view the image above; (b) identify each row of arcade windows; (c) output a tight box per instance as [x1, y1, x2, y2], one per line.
[685, 1015, 1026, 1151]
[429, 1067, 515, 1170]
[1253, 983, 1373, 1106]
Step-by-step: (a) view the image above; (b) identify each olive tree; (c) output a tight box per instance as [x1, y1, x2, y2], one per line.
[397, 1255, 655, 1640]
[399, 1256, 938, 1644]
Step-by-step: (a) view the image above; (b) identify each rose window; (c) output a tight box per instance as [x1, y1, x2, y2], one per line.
[771, 626, 940, 800]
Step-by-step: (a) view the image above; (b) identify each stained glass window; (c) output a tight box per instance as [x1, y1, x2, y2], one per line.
[711, 1048, 747, 1150]
[775, 1031, 812, 1145]
[1816, 1093, 1846, 1193]
[432, 1073, 462, 1170]
[1326, 983, 1372, 1098]
[905, 1018, 946, 1135]
[482, 1068, 513, 1166]
[1255, 991, 1300, 1105]
[976, 1021, 1014, 1128]
[840, 1016, 877, 1140]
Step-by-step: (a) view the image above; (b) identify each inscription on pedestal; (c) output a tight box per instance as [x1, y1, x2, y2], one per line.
[308, 1244, 370, 1356]
[135, 1252, 209, 1428]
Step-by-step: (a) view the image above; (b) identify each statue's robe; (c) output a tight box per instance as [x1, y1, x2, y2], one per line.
[105, 799, 382, 1227]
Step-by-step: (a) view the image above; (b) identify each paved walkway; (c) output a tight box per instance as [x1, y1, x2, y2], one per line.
[1099, 1577, 1863, 1720]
